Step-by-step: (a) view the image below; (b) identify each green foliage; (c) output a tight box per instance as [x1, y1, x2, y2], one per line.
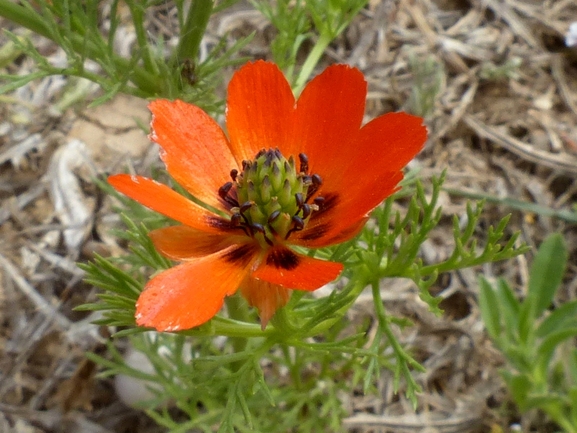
[252, 0, 368, 93]
[408, 53, 444, 118]
[1, 0, 532, 430]
[0, 0, 251, 108]
[480, 57, 522, 81]
[479, 234, 577, 432]
[79, 172, 526, 429]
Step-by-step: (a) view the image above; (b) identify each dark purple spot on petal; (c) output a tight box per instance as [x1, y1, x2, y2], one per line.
[223, 244, 256, 265]
[266, 248, 300, 270]
[206, 216, 237, 232]
[311, 193, 339, 219]
[299, 223, 331, 241]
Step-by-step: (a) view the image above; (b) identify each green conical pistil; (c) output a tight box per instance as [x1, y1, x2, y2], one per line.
[260, 175, 272, 203]
[270, 162, 283, 191]
[222, 148, 324, 244]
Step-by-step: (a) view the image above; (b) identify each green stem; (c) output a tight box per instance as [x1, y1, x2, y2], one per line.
[293, 31, 332, 95]
[371, 281, 424, 372]
[0, 0, 161, 96]
[545, 407, 576, 433]
[271, 306, 298, 335]
[224, 295, 251, 371]
[304, 278, 368, 336]
[125, 0, 157, 74]
[181, 316, 272, 338]
[176, 0, 214, 63]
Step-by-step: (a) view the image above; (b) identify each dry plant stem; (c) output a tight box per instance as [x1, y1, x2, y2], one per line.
[0, 252, 71, 330]
[464, 115, 577, 175]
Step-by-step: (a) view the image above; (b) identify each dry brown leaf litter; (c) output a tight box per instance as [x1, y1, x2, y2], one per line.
[1, 0, 576, 432]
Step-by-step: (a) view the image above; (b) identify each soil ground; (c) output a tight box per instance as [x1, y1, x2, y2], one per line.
[1, 0, 577, 432]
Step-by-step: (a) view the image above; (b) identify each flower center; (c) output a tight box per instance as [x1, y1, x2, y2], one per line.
[218, 148, 324, 246]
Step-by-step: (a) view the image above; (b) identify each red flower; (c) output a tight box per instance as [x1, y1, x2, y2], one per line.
[108, 61, 426, 332]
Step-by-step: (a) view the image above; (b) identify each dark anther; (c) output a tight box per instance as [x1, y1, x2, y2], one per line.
[295, 192, 304, 209]
[230, 213, 250, 237]
[242, 160, 250, 171]
[218, 182, 233, 199]
[292, 215, 304, 231]
[268, 210, 281, 224]
[298, 153, 309, 174]
[230, 213, 242, 227]
[251, 223, 265, 234]
[219, 182, 239, 207]
[252, 223, 273, 246]
[313, 196, 325, 207]
[306, 174, 323, 202]
[285, 215, 305, 239]
[230, 169, 238, 181]
[239, 201, 252, 214]
[301, 204, 311, 219]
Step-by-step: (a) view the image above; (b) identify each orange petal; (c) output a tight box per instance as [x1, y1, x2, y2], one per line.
[323, 112, 427, 194]
[239, 278, 290, 329]
[288, 64, 366, 175]
[109, 174, 228, 234]
[135, 244, 258, 331]
[253, 247, 343, 291]
[292, 172, 403, 248]
[295, 216, 369, 248]
[150, 225, 246, 260]
[149, 99, 238, 211]
[226, 61, 295, 164]
[293, 112, 426, 247]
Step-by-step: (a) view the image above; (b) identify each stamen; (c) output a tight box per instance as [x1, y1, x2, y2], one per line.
[231, 213, 241, 226]
[298, 153, 309, 174]
[313, 196, 325, 207]
[301, 203, 311, 219]
[218, 181, 239, 207]
[239, 201, 253, 214]
[251, 223, 273, 246]
[295, 192, 304, 209]
[268, 210, 281, 224]
[306, 174, 323, 202]
[285, 215, 305, 239]
[251, 223, 265, 234]
[230, 169, 238, 181]
[218, 182, 233, 199]
[230, 212, 250, 236]
[292, 215, 304, 231]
